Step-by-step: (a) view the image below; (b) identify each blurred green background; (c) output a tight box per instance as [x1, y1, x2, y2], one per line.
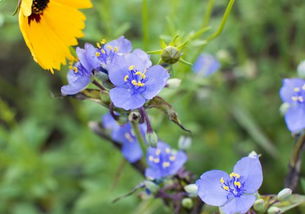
[1, 0, 305, 213]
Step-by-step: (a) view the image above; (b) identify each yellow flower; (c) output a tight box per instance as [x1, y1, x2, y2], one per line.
[18, 0, 92, 73]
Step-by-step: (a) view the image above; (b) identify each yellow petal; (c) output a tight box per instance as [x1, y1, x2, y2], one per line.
[18, 0, 92, 72]
[20, 0, 33, 16]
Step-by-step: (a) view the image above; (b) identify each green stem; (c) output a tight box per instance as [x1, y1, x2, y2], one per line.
[142, 0, 149, 49]
[203, 0, 215, 27]
[131, 121, 147, 153]
[205, 0, 236, 43]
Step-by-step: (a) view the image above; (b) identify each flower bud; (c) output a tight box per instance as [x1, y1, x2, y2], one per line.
[280, 103, 290, 115]
[297, 60, 305, 79]
[128, 111, 141, 123]
[216, 49, 232, 66]
[144, 180, 159, 193]
[277, 188, 292, 201]
[167, 78, 181, 89]
[145, 132, 158, 147]
[253, 199, 266, 212]
[178, 136, 192, 150]
[182, 198, 193, 209]
[184, 184, 198, 197]
[161, 46, 181, 64]
[267, 206, 281, 214]
[248, 151, 258, 158]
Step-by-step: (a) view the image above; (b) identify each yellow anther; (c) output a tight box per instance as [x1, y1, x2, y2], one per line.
[169, 155, 176, 161]
[131, 80, 137, 86]
[230, 173, 240, 178]
[129, 65, 135, 70]
[72, 67, 78, 73]
[234, 181, 241, 188]
[101, 39, 107, 44]
[69, 65, 73, 70]
[95, 52, 101, 57]
[292, 96, 298, 101]
[220, 177, 225, 184]
[162, 162, 170, 168]
[124, 75, 129, 82]
[155, 149, 161, 155]
[114, 47, 119, 52]
[101, 49, 106, 54]
[223, 185, 229, 191]
[294, 87, 300, 92]
[135, 71, 146, 79]
[137, 82, 145, 87]
[107, 45, 113, 50]
[149, 156, 154, 161]
[153, 158, 160, 163]
[165, 148, 171, 154]
[96, 42, 101, 49]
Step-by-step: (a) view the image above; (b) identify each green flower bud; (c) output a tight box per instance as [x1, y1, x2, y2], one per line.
[280, 103, 290, 115]
[167, 78, 181, 89]
[267, 206, 281, 214]
[253, 199, 266, 212]
[144, 180, 159, 193]
[178, 136, 192, 150]
[145, 132, 158, 147]
[161, 46, 181, 64]
[277, 188, 292, 201]
[184, 184, 198, 197]
[182, 198, 193, 209]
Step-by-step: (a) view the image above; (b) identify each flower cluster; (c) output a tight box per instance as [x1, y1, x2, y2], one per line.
[196, 155, 263, 214]
[61, 36, 170, 110]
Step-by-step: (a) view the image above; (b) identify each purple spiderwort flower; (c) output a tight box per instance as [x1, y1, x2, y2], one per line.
[101, 113, 144, 163]
[96, 36, 132, 70]
[108, 49, 170, 110]
[193, 54, 220, 77]
[196, 155, 263, 214]
[61, 37, 132, 96]
[145, 142, 187, 180]
[280, 78, 305, 133]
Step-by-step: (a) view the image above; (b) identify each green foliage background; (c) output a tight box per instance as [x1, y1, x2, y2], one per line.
[0, 0, 305, 213]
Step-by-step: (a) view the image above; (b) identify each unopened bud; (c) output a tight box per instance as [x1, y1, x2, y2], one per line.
[267, 206, 281, 214]
[167, 78, 181, 89]
[182, 198, 193, 209]
[277, 188, 292, 201]
[145, 132, 158, 147]
[216, 49, 232, 66]
[128, 111, 141, 123]
[178, 136, 192, 150]
[253, 199, 265, 212]
[297, 61, 305, 78]
[184, 184, 198, 197]
[248, 151, 258, 158]
[280, 103, 290, 115]
[144, 180, 159, 193]
[161, 46, 181, 64]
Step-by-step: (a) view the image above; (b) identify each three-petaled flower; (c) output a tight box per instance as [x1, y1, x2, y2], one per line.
[196, 155, 263, 214]
[280, 78, 305, 133]
[102, 113, 144, 163]
[61, 37, 132, 95]
[108, 50, 170, 110]
[145, 142, 187, 180]
[193, 54, 220, 77]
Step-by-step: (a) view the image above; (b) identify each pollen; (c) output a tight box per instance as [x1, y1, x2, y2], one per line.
[220, 177, 225, 184]
[294, 87, 301, 92]
[222, 185, 229, 191]
[124, 75, 129, 82]
[101, 49, 106, 54]
[96, 42, 102, 49]
[234, 181, 241, 188]
[114, 47, 119, 52]
[230, 173, 240, 178]
[135, 72, 146, 79]
[107, 45, 113, 50]
[162, 162, 170, 168]
[95, 52, 101, 57]
[101, 39, 107, 44]
[169, 155, 176, 161]
[129, 65, 136, 70]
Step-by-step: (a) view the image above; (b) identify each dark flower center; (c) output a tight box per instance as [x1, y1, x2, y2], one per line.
[28, 0, 50, 24]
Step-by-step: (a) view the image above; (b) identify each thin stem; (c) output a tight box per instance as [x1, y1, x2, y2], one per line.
[139, 107, 153, 133]
[92, 79, 106, 91]
[142, 0, 149, 49]
[131, 121, 147, 152]
[205, 0, 235, 43]
[285, 133, 305, 190]
[202, 0, 215, 27]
